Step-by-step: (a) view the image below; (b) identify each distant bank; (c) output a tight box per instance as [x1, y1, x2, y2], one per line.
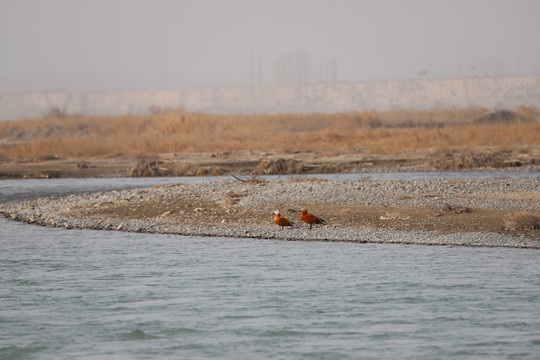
[1, 75, 539, 121]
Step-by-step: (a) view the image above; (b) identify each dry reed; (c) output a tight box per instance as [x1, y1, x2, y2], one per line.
[0, 108, 538, 161]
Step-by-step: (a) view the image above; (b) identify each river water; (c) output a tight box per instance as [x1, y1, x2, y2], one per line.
[1, 172, 540, 359]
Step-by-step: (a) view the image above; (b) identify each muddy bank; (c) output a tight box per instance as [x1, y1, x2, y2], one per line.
[1, 146, 539, 179]
[1, 176, 539, 248]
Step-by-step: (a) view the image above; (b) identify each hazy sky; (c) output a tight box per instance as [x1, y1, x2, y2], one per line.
[1, 0, 539, 93]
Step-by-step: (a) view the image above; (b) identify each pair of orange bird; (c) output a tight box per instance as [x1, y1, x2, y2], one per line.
[273, 208, 326, 230]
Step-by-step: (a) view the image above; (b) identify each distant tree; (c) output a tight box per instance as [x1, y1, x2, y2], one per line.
[43, 105, 67, 119]
[149, 105, 172, 115]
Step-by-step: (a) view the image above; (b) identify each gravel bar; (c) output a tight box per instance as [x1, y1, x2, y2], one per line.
[1, 176, 539, 248]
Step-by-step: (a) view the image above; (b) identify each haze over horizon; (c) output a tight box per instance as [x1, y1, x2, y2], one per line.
[1, 0, 539, 94]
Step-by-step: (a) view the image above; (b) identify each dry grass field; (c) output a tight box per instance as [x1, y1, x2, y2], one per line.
[0, 107, 539, 178]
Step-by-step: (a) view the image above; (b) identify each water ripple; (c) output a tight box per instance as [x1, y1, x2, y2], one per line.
[1, 220, 540, 359]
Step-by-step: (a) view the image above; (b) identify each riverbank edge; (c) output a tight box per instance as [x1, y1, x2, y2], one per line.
[1, 211, 539, 249]
[1, 149, 539, 180]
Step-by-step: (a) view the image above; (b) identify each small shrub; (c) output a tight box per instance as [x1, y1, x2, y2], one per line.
[252, 159, 305, 175]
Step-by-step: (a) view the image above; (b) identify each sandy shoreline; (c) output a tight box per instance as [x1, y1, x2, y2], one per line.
[1, 175, 539, 248]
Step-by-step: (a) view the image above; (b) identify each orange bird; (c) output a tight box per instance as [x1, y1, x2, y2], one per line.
[273, 210, 294, 229]
[300, 208, 326, 230]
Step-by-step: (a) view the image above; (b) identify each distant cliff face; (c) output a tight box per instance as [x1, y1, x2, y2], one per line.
[1, 76, 539, 120]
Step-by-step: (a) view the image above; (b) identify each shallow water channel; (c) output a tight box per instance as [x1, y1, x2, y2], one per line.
[1, 172, 539, 359]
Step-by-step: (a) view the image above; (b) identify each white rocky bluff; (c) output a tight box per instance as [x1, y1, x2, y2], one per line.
[1, 75, 539, 121]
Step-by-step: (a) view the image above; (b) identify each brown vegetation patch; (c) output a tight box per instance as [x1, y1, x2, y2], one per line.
[473, 109, 533, 125]
[504, 211, 540, 231]
[1, 108, 539, 178]
[429, 149, 539, 169]
[128, 160, 226, 177]
[252, 159, 306, 175]
[439, 204, 473, 215]
[1, 108, 538, 161]
[129, 160, 177, 177]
